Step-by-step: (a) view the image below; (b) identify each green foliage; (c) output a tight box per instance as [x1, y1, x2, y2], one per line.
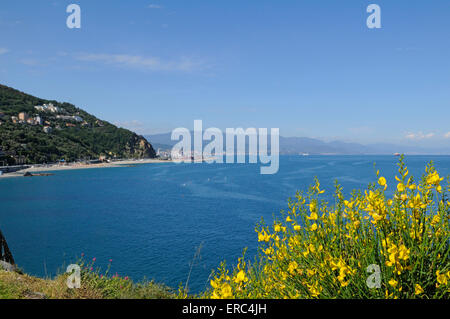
[0, 84, 156, 164]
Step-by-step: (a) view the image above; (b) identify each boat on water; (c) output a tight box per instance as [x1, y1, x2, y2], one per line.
[394, 153, 401, 156]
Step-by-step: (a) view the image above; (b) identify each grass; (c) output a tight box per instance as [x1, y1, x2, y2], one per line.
[0, 265, 174, 299]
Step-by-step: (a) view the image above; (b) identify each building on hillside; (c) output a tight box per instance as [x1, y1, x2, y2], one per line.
[34, 103, 61, 113]
[11, 116, 18, 124]
[43, 126, 53, 133]
[34, 115, 43, 125]
[56, 115, 83, 122]
[47, 104, 60, 113]
[24, 115, 43, 126]
[18, 112, 29, 122]
[72, 116, 83, 122]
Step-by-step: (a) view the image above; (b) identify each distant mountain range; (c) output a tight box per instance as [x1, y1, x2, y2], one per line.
[145, 132, 450, 155]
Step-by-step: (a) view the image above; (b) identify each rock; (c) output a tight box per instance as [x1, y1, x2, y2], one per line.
[0, 260, 17, 272]
[25, 291, 46, 299]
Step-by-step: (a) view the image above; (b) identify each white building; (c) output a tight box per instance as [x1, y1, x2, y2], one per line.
[34, 103, 61, 113]
[56, 115, 83, 122]
[43, 126, 52, 134]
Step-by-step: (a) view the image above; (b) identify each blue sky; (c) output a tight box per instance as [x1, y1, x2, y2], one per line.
[1, 0, 449, 147]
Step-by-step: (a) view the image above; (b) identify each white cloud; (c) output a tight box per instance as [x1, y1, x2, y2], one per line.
[404, 131, 435, 140]
[148, 4, 163, 9]
[0, 48, 9, 55]
[75, 53, 205, 72]
[444, 132, 450, 139]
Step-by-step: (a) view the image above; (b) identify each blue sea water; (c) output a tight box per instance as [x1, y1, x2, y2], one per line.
[0, 155, 449, 293]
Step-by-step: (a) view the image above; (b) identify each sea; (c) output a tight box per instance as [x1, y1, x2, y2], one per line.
[1, 155, 449, 293]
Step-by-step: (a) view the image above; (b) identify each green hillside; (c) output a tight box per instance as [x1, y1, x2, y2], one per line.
[0, 84, 156, 165]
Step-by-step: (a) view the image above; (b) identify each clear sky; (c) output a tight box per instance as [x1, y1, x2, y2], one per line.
[1, 0, 449, 147]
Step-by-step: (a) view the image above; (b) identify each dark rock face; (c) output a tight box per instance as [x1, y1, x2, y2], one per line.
[125, 135, 156, 158]
[0, 229, 15, 266]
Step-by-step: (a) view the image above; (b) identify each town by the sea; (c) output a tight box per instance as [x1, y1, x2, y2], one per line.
[1, 155, 449, 293]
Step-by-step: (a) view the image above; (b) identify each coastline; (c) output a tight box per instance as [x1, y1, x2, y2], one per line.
[0, 158, 172, 179]
[0, 157, 217, 179]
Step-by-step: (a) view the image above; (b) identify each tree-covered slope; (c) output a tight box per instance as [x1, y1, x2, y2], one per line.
[0, 84, 156, 165]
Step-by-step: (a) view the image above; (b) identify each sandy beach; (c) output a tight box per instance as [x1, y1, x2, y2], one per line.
[0, 158, 172, 179]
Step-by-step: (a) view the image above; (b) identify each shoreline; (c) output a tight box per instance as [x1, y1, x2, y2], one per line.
[0, 157, 217, 179]
[0, 158, 172, 179]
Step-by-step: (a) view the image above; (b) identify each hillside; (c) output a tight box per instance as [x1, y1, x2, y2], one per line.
[0, 84, 156, 165]
[0, 269, 173, 299]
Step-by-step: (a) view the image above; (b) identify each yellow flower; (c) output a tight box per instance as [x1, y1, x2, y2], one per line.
[431, 215, 440, 227]
[210, 279, 219, 289]
[436, 270, 448, 287]
[414, 284, 424, 295]
[378, 177, 387, 190]
[398, 245, 410, 261]
[344, 200, 354, 209]
[307, 212, 318, 220]
[397, 183, 405, 192]
[427, 171, 443, 186]
[389, 279, 398, 288]
[314, 181, 325, 194]
[288, 261, 298, 275]
[233, 270, 248, 284]
[310, 223, 318, 231]
[221, 283, 232, 298]
[306, 269, 316, 277]
[408, 193, 427, 210]
[293, 225, 301, 231]
[257, 231, 271, 242]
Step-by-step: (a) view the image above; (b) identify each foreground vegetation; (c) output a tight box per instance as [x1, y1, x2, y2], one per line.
[1, 158, 448, 299]
[204, 158, 449, 299]
[0, 258, 173, 299]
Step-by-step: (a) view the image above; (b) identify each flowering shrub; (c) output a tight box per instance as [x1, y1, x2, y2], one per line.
[205, 157, 449, 299]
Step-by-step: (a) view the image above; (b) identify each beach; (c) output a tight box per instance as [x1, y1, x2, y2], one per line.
[0, 157, 219, 179]
[0, 158, 172, 178]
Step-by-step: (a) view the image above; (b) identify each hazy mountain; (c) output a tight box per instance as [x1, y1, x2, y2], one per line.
[145, 132, 450, 155]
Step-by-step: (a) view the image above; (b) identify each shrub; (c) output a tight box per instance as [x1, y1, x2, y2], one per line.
[205, 157, 449, 299]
